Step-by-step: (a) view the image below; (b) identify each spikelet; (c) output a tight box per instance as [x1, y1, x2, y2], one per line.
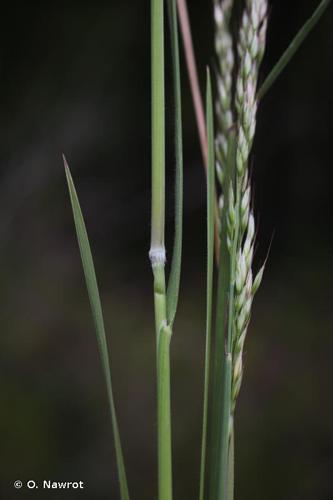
[214, 0, 234, 144]
[235, 0, 268, 178]
[214, 0, 235, 228]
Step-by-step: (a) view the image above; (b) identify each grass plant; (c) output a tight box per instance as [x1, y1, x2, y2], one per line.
[62, 1, 331, 499]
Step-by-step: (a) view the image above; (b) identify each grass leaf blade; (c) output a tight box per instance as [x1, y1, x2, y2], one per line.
[63, 156, 130, 500]
[166, 0, 183, 326]
[199, 68, 215, 500]
[258, 0, 331, 100]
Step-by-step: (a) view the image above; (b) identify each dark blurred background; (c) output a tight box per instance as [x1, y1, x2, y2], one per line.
[0, 1, 332, 499]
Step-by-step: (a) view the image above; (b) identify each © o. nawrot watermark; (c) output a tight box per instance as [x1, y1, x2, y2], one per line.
[14, 479, 85, 490]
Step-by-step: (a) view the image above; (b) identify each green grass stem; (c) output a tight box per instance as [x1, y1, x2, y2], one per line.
[199, 69, 215, 500]
[217, 353, 232, 500]
[150, 2, 173, 500]
[151, 0, 166, 251]
[227, 419, 234, 500]
[157, 323, 173, 500]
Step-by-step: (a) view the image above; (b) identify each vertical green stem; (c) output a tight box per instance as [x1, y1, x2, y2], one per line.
[157, 323, 173, 500]
[199, 70, 215, 500]
[151, 259, 173, 500]
[151, 0, 165, 251]
[227, 418, 234, 500]
[153, 263, 168, 342]
[217, 353, 232, 500]
[209, 252, 229, 500]
[150, 1, 173, 500]
[151, 260, 173, 500]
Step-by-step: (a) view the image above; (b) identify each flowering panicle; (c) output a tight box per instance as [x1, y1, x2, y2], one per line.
[231, 0, 268, 411]
[214, 0, 268, 412]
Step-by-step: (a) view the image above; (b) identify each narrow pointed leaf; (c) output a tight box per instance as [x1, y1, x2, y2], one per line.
[166, 0, 183, 326]
[258, 0, 331, 100]
[63, 156, 130, 500]
[199, 68, 215, 500]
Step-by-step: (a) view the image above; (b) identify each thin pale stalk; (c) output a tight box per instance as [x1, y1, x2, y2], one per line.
[177, 0, 207, 167]
[177, 0, 220, 261]
[199, 69, 215, 500]
[150, 0, 167, 345]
